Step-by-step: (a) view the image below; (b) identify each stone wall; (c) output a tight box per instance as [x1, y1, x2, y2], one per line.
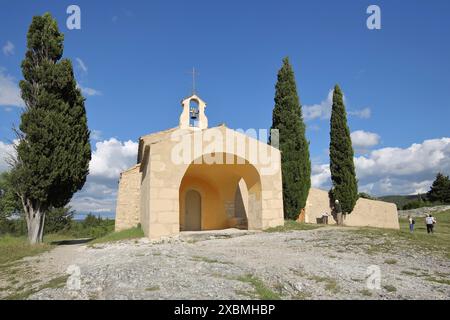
[115, 165, 142, 231]
[305, 188, 399, 229]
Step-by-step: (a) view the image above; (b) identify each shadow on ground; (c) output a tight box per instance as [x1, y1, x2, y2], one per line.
[49, 238, 94, 246]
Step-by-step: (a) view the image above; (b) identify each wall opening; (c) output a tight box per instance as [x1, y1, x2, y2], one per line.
[179, 153, 262, 231]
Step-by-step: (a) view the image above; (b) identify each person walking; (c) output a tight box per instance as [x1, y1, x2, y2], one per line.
[334, 199, 343, 226]
[408, 215, 415, 233]
[425, 214, 436, 234]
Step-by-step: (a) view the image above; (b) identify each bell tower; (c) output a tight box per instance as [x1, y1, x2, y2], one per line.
[179, 94, 208, 130]
[179, 67, 207, 129]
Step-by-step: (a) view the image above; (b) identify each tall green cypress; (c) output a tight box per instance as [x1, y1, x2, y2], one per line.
[270, 57, 311, 220]
[12, 13, 91, 244]
[329, 85, 358, 214]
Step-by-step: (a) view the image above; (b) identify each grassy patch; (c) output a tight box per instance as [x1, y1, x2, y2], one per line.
[359, 289, 373, 297]
[190, 256, 233, 265]
[401, 270, 417, 276]
[425, 277, 450, 286]
[0, 236, 53, 265]
[236, 274, 281, 300]
[350, 210, 450, 258]
[324, 279, 340, 293]
[265, 220, 322, 233]
[383, 284, 397, 293]
[384, 259, 398, 265]
[4, 275, 69, 300]
[308, 275, 340, 294]
[146, 285, 160, 291]
[89, 227, 144, 245]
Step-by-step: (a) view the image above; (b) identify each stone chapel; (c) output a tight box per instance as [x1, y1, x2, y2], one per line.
[115, 94, 285, 240]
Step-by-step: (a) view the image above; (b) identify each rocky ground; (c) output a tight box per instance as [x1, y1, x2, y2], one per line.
[1, 226, 449, 300]
[398, 205, 450, 218]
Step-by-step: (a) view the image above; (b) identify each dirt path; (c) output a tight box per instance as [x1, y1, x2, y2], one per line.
[1, 227, 449, 300]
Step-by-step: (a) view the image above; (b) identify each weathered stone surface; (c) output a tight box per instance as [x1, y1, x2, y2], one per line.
[115, 165, 141, 231]
[305, 188, 400, 229]
[14, 227, 449, 300]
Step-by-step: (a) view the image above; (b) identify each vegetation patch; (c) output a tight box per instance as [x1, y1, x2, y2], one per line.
[401, 270, 417, 276]
[145, 285, 160, 291]
[308, 275, 340, 294]
[265, 221, 322, 233]
[425, 277, 450, 286]
[89, 227, 144, 245]
[0, 236, 53, 265]
[359, 289, 373, 297]
[236, 274, 281, 300]
[384, 259, 398, 265]
[350, 210, 450, 259]
[191, 256, 233, 265]
[4, 275, 69, 300]
[383, 284, 397, 293]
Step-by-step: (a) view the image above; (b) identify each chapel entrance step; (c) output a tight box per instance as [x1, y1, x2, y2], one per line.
[180, 228, 260, 242]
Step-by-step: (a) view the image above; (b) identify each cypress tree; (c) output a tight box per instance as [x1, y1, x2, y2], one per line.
[270, 57, 311, 220]
[329, 85, 358, 214]
[11, 13, 91, 244]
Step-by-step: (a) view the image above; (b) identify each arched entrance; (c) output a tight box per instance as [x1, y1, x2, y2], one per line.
[179, 153, 262, 231]
[184, 190, 201, 231]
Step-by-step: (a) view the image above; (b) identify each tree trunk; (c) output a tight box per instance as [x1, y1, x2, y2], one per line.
[22, 198, 45, 244]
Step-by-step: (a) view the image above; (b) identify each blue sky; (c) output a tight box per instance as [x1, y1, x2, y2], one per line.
[1, 0, 450, 217]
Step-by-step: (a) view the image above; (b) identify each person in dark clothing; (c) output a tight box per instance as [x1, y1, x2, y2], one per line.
[334, 199, 343, 225]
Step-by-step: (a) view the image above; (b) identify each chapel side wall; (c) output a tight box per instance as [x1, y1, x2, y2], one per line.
[304, 188, 400, 229]
[139, 148, 152, 238]
[147, 143, 185, 240]
[115, 165, 141, 231]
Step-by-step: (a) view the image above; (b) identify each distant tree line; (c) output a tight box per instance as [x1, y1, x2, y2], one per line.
[401, 173, 450, 210]
[1, 172, 113, 238]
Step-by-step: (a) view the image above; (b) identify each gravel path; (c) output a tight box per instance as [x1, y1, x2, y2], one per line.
[2, 227, 449, 300]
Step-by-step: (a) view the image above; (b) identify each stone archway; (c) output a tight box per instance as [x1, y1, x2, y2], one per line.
[179, 153, 262, 231]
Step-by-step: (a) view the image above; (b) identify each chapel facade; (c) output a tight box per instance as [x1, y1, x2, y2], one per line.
[115, 94, 284, 239]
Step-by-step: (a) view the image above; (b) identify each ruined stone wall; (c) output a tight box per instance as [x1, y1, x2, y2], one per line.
[305, 188, 399, 229]
[115, 165, 142, 231]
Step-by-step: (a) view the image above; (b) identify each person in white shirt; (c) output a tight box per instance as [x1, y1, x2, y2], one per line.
[408, 215, 415, 232]
[425, 214, 436, 234]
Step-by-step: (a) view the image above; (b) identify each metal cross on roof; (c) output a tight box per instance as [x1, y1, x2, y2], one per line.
[188, 67, 199, 95]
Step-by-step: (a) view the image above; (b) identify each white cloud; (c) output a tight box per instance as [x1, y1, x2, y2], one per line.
[1, 137, 138, 216]
[355, 138, 450, 180]
[311, 163, 331, 189]
[91, 130, 103, 141]
[77, 83, 102, 96]
[304, 90, 370, 121]
[303, 89, 333, 121]
[75, 57, 88, 73]
[0, 141, 16, 172]
[70, 180, 118, 214]
[89, 138, 138, 179]
[70, 138, 138, 215]
[349, 107, 371, 119]
[0, 68, 25, 108]
[351, 130, 380, 149]
[2, 41, 15, 56]
[311, 137, 450, 196]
